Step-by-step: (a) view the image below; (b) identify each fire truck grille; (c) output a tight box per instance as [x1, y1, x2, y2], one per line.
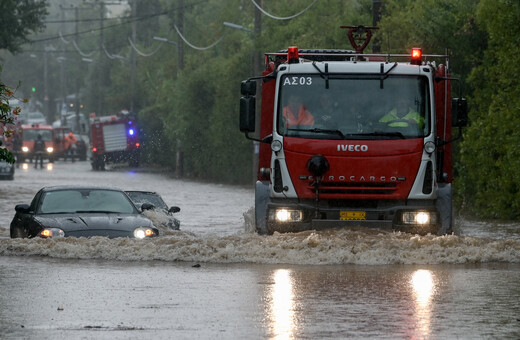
[308, 182, 397, 195]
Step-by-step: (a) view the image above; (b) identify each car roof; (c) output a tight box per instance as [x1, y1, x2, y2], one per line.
[41, 185, 125, 193]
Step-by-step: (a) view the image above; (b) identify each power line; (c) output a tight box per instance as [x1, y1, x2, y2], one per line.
[250, 0, 320, 20]
[30, 9, 174, 43]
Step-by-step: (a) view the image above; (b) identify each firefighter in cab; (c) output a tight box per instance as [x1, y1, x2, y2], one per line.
[64, 132, 78, 162]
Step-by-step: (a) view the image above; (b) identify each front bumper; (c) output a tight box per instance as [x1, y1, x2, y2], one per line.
[266, 201, 440, 235]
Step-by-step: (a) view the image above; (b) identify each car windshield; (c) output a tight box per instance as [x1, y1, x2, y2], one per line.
[125, 191, 168, 210]
[277, 75, 430, 139]
[23, 129, 53, 141]
[39, 189, 137, 214]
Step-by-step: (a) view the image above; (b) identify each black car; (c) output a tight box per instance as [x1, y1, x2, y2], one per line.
[125, 191, 181, 230]
[0, 160, 14, 180]
[10, 186, 159, 239]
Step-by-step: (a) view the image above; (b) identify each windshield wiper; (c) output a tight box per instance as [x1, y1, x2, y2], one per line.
[355, 131, 406, 139]
[287, 127, 345, 139]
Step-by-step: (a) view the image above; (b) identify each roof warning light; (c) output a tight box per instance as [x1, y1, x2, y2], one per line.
[411, 48, 422, 65]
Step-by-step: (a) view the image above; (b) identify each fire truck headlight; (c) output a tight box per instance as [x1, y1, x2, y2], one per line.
[269, 208, 303, 223]
[401, 211, 436, 225]
[22, 146, 29, 153]
[424, 141, 436, 154]
[271, 140, 282, 152]
[47, 147, 54, 153]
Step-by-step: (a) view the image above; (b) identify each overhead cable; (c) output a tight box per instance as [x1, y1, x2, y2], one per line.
[173, 24, 225, 50]
[102, 43, 127, 60]
[127, 37, 163, 57]
[250, 0, 319, 20]
[59, 29, 95, 57]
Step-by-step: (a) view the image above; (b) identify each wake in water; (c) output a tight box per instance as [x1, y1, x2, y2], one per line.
[1, 228, 519, 265]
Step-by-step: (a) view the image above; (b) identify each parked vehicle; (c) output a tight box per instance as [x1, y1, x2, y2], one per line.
[239, 26, 467, 236]
[125, 191, 181, 230]
[0, 160, 14, 180]
[10, 186, 159, 239]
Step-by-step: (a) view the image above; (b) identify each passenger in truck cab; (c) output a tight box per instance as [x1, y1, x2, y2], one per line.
[282, 94, 315, 127]
[379, 97, 424, 129]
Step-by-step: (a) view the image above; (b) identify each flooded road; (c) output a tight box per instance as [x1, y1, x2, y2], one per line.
[1, 161, 519, 339]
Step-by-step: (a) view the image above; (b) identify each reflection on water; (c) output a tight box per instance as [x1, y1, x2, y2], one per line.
[410, 269, 435, 337]
[20, 162, 53, 171]
[270, 269, 297, 339]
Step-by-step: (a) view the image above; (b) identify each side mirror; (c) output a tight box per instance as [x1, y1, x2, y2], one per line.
[169, 206, 181, 213]
[241, 80, 256, 96]
[15, 204, 31, 213]
[452, 98, 468, 127]
[239, 96, 256, 133]
[141, 203, 155, 211]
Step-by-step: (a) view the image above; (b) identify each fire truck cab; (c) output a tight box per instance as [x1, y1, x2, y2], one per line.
[19, 124, 55, 163]
[240, 26, 467, 236]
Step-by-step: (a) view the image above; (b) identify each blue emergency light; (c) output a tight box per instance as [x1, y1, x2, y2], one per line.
[128, 128, 135, 136]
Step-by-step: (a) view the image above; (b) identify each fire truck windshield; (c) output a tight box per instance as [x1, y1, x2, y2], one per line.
[23, 129, 53, 142]
[277, 75, 430, 140]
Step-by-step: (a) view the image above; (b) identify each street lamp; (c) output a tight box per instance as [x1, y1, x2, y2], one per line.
[223, 22, 252, 33]
[153, 36, 178, 47]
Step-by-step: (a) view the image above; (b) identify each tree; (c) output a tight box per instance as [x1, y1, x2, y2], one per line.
[458, 0, 520, 219]
[1, 1, 48, 162]
[0, 71, 26, 163]
[0, 0, 49, 54]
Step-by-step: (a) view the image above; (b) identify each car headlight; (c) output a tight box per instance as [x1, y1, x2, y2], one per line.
[47, 147, 54, 153]
[22, 146, 29, 152]
[39, 228, 65, 238]
[400, 211, 437, 225]
[133, 227, 157, 239]
[268, 208, 303, 223]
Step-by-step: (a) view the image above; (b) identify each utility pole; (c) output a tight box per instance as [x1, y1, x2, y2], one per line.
[177, 0, 184, 71]
[130, 0, 137, 114]
[252, 0, 262, 184]
[175, 0, 184, 178]
[372, 0, 383, 53]
[59, 7, 66, 123]
[75, 6, 81, 133]
[98, 2, 105, 116]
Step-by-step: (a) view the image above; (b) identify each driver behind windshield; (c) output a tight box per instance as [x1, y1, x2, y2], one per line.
[282, 94, 315, 127]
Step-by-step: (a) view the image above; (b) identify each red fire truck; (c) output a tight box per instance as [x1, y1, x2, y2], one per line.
[239, 26, 467, 235]
[90, 114, 140, 170]
[19, 124, 55, 163]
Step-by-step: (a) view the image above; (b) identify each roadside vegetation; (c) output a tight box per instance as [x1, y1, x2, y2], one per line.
[1, 0, 519, 219]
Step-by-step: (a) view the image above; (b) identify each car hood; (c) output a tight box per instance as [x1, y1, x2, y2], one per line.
[34, 213, 155, 238]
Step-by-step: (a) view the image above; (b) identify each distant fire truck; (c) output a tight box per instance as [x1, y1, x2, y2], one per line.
[19, 124, 54, 163]
[90, 114, 140, 170]
[239, 26, 467, 235]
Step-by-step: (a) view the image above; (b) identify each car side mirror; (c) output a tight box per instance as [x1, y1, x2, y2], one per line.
[141, 203, 155, 211]
[15, 204, 31, 213]
[169, 206, 181, 213]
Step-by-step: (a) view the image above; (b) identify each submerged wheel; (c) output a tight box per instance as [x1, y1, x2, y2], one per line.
[10, 227, 26, 238]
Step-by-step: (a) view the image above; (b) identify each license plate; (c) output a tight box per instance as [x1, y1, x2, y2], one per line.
[340, 211, 366, 221]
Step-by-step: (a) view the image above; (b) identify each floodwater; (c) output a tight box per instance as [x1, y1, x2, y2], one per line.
[0, 161, 519, 339]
